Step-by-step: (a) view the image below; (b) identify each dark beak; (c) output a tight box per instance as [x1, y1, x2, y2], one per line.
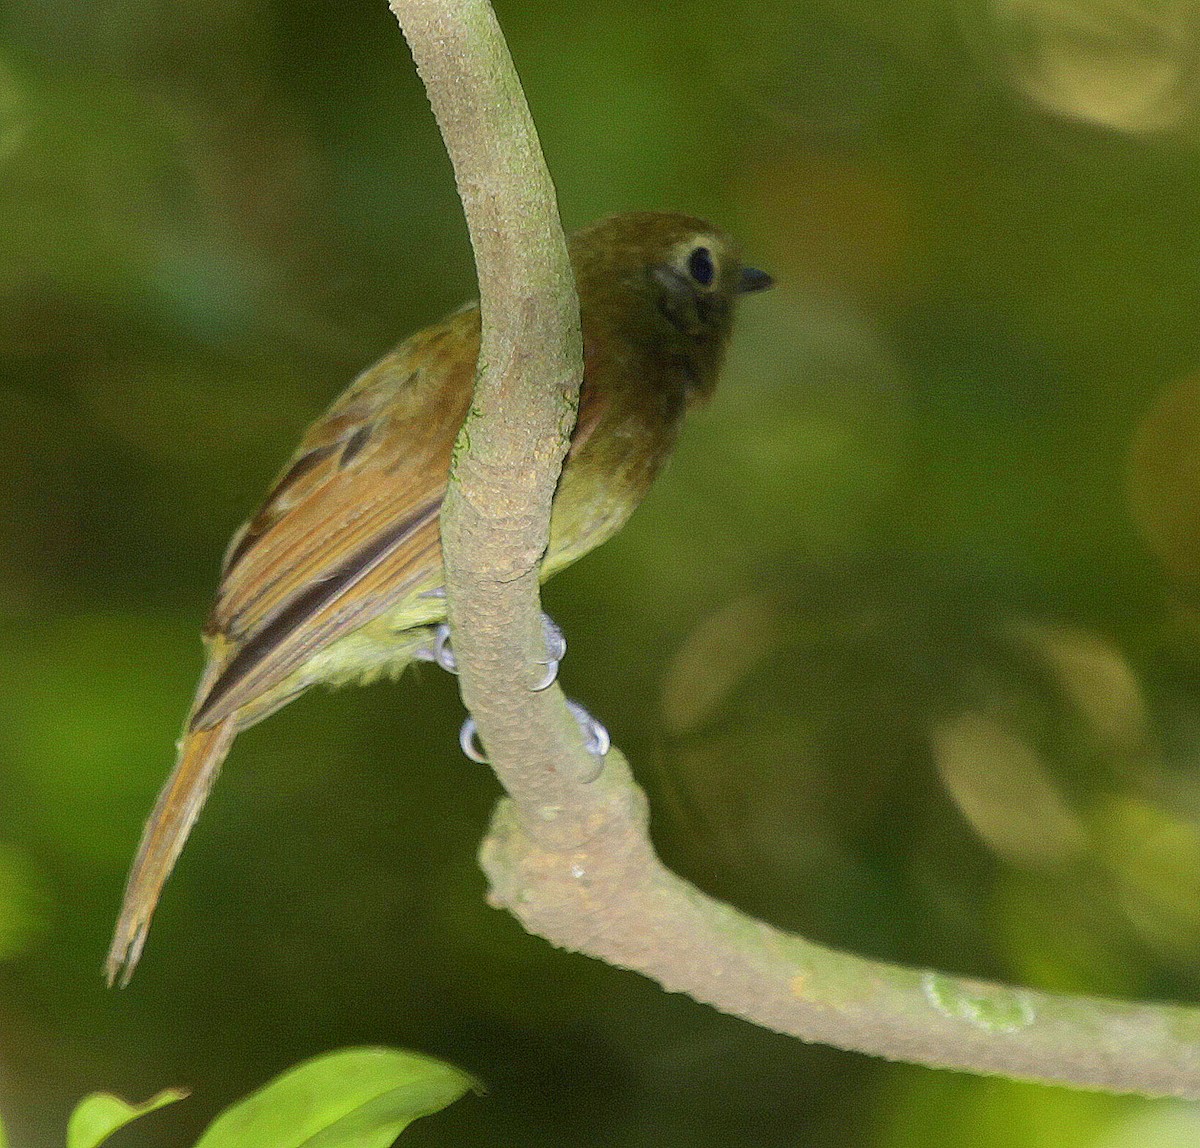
[737, 266, 773, 294]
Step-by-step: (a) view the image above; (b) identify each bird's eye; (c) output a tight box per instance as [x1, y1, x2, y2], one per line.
[686, 246, 715, 287]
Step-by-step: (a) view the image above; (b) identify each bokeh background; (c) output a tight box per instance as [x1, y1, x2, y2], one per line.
[3, 0, 1200, 1143]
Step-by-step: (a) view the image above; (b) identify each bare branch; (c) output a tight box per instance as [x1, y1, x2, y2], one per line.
[387, 0, 607, 849]
[481, 753, 1200, 1098]
[387, 0, 1200, 1099]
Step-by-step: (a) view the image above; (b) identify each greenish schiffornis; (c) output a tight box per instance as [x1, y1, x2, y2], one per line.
[107, 211, 772, 986]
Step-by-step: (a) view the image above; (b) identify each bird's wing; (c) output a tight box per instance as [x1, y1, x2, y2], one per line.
[190, 309, 481, 729]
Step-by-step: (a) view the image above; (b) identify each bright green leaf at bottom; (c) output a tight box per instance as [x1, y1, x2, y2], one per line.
[193, 1047, 477, 1148]
[66, 1089, 189, 1148]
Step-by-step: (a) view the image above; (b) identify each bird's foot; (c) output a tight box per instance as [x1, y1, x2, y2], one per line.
[460, 699, 609, 779]
[532, 615, 567, 690]
[458, 717, 488, 763]
[564, 700, 610, 760]
[426, 622, 459, 674]
[418, 613, 566, 690]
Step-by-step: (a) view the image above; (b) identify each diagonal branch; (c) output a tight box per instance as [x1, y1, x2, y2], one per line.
[386, 0, 1200, 1099]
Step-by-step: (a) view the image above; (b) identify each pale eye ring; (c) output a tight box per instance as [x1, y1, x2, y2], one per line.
[686, 246, 715, 287]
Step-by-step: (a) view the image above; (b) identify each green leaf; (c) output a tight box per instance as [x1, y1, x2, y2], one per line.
[193, 1047, 476, 1148]
[66, 1089, 189, 1148]
[0, 1109, 8, 1148]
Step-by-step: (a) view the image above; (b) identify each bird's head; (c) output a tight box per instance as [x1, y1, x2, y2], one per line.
[570, 211, 772, 401]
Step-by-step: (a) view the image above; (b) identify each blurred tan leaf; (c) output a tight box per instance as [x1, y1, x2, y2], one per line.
[962, 0, 1200, 135]
[932, 710, 1086, 866]
[661, 594, 782, 736]
[1012, 620, 1149, 756]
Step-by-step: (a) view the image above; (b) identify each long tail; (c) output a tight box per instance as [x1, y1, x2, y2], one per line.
[105, 716, 237, 987]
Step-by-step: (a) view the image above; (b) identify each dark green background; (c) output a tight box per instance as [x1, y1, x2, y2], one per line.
[3, 0, 1200, 1143]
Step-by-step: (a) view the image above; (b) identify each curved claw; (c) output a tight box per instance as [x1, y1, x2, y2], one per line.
[459, 716, 488, 763]
[531, 614, 567, 691]
[565, 699, 610, 758]
[566, 699, 609, 782]
[433, 623, 458, 674]
[541, 614, 567, 662]
[530, 659, 560, 692]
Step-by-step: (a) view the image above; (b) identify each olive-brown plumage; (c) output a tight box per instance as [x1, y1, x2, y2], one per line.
[107, 211, 771, 985]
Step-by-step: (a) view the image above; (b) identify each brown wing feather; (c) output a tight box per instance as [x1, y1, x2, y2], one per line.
[110, 298, 620, 986]
[192, 307, 481, 729]
[193, 500, 443, 727]
[106, 715, 237, 986]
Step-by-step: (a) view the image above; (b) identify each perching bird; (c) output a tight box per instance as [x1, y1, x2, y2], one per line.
[106, 211, 772, 986]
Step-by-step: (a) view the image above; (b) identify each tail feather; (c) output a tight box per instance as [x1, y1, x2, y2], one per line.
[105, 717, 237, 987]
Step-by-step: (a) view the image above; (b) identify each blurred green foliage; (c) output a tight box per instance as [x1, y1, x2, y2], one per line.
[66, 1088, 187, 1148]
[189, 1046, 473, 1148]
[29, 1046, 469, 1148]
[3, 0, 1200, 1143]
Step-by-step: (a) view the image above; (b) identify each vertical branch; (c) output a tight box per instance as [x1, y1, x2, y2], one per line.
[386, 0, 607, 845]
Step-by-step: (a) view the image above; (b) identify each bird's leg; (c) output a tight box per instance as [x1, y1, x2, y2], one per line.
[460, 700, 608, 780]
[418, 612, 567, 690]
